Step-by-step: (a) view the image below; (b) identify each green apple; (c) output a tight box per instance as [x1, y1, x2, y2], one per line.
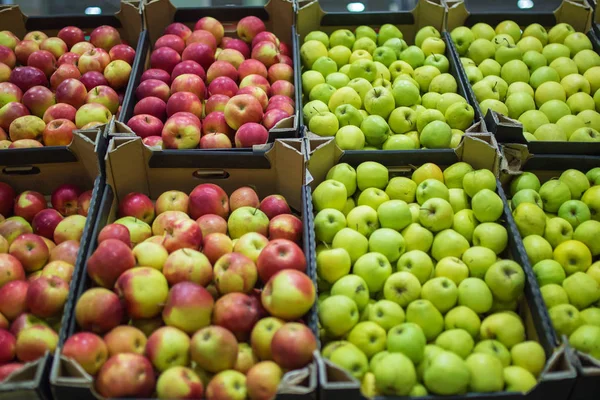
[334, 104, 363, 128]
[424, 351, 471, 395]
[391, 80, 420, 107]
[332, 228, 369, 264]
[533, 259, 566, 286]
[574, 220, 600, 256]
[396, 250, 434, 285]
[493, 34, 515, 48]
[348, 59, 378, 82]
[539, 179, 572, 212]
[312, 56, 337, 78]
[356, 161, 388, 191]
[501, 59, 530, 85]
[413, 65, 440, 92]
[368, 300, 405, 331]
[326, 72, 350, 89]
[408, 203, 421, 223]
[305, 31, 329, 47]
[558, 200, 591, 228]
[505, 93, 535, 119]
[405, 299, 444, 341]
[535, 81, 567, 108]
[485, 260, 525, 302]
[561, 73, 591, 97]
[326, 45, 351, 68]
[473, 340, 511, 367]
[480, 312, 525, 349]
[444, 306, 480, 338]
[573, 49, 600, 74]
[517, 36, 543, 53]
[564, 32, 592, 57]
[314, 208, 347, 243]
[457, 277, 493, 314]
[541, 283, 569, 308]
[436, 93, 467, 115]
[301, 40, 329, 68]
[522, 50, 547, 73]
[313, 179, 347, 212]
[303, 99, 329, 124]
[339, 64, 351, 75]
[346, 205, 380, 238]
[472, 78, 500, 103]
[328, 87, 361, 112]
[448, 188, 469, 212]
[329, 29, 355, 48]
[331, 274, 370, 311]
[443, 163, 473, 189]
[399, 46, 425, 69]
[542, 42, 570, 63]
[549, 303, 582, 336]
[451, 26, 476, 55]
[518, 110, 549, 134]
[539, 100, 570, 124]
[464, 65, 484, 84]
[434, 256, 469, 285]
[377, 199, 412, 231]
[420, 120, 452, 149]
[530, 66, 560, 89]
[335, 125, 365, 150]
[510, 172, 541, 195]
[578, 110, 600, 131]
[378, 24, 403, 46]
[421, 37, 446, 56]
[319, 295, 359, 336]
[317, 248, 351, 284]
[580, 307, 600, 326]
[416, 109, 445, 133]
[496, 20, 522, 42]
[386, 322, 426, 363]
[472, 23, 495, 41]
[435, 329, 474, 359]
[478, 58, 502, 77]
[364, 87, 395, 119]
[367, 228, 404, 263]
[504, 366, 537, 393]
[471, 189, 503, 222]
[480, 99, 509, 117]
[510, 341, 546, 377]
[544, 217, 573, 248]
[468, 38, 495, 65]
[523, 234, 553, 265]
[512, 188, 543, 209]
[549, 57, 577, 81]
[414, 26, 439, 47]
[472, 222, 508, 255]
[462, 246, 497, 279]
[432, 229, 470, 260]
[353, 37, 377, 55]
[416, 178, 449, 204]
[373, 353, 416, 396]
[347, 321, 387, 358]
[309, 82, 336, 105]
[443, 103, 473, 131]
[570, 126, 600, 142]
[568, 92, 596, 114]
[322, 341, 353, 359]
[401, 224, 433, 253]
[355, 25, 377, 42]
[462, 169, 496, 197]
[421, 277, 457, 314]
[419, 198, 454, 232]
[383, 271, 421, 307]
[329, 343, 369, 380]
[373, 61, 391, 81]
[495, 44, 522, 66]
[424, 54, 449, 73]
[429, 73, 457, 94]
[302, 70, 325, 96]
[372, 46, 396, 67]
[385, 177, 416, 203]
[523, 23, 548, 45]
[563, 272, 600, 310]
[556, 115, 586, 139]
[388, 60, 413, 80]
[395, 74, 421, 90]
[347, 78, 373, 103]
[555, 238, 593, 275]
[388, 107, 416, 134]
[570, 325, 600, 360]
[465, 353, 505, 392]
[360, 115, 390, 147]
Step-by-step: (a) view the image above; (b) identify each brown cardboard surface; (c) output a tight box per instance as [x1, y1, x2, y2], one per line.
[0, 1, 142, 45]
[445, 0, 592, 37]
[297, 0, 445, 43]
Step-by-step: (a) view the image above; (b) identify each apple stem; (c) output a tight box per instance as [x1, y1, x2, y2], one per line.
[312, 106, 322, 116]
[322, 242, 330, 249]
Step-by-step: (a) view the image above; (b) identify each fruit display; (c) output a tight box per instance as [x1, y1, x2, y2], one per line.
[450, 21, 600, 142]
[0, 181, 91, 382]
[60, 184, 316, 399]
[312, 159, 549, 396]
[507, 165, 600, 361]
[299, 25, 476, 150]
[0, 24, 136, 149]
[126, 15, 296, 150]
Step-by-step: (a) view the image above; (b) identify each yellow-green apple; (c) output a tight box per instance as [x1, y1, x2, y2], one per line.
[554, 239, 592, 275]
[0, 280, 28, 319]
[9, 114, 45, 142]
[213, 292, 260, 341]
[0, 102, 30, 132]
[250, 317, 284, 361]
[205, 370, 247, 400]
[444, 306, 481, 339]
[480, 312, 525, 349]
[98, 223, 131, 247]
[162, 281, 214, 334]
[386, 322, 426, 364]
[131, 242, 168, 270]
[0, 217, 33, 245]
[145, 326, 190, 371]
[115, 267, 168, 319]
[0, 254, 25, 287]
[115, 216, 152, 245]
[522, 234, 553, 265]
[191, 325, 238, 373]
[382, 271, 421, 308]
[246, 361, 282, 399]
[53, 214, 86, 243]
[188, 183, 229, 220]
[213, 252, 257, 294]
[484, 260, 525, 302]
[25, 275, 68, 317]
[352, 251, 391, 292]
[8, 233, 49, 272]
[563, 271, 600, 309]
[162, 248, 212, 286]
[513, 202, 547, 237]
[154, 190, 188, 215]
[257, 239, 306, 283]
[49, 239, 79, 264]
[431, 229, 470, 260]
[533, 259, 566, 286]
[75, 288, 124, 333]
[87, 238, 135, 288]
[103, 325, 147, 356]
[15, 324, 58, 362]
[86, 85, 119, 114]
[569, 325, 600, 360]
[156, 366, 204, 399]
[262, 269, 315, 321]
[69, 40, 94, 56]
[435, 328, 474, 359]
[419, 198, 454, 232]
[74, 102, 111, 129]
[541, 283, 569, 308]
[95, 353, 155, 398]
[456, 277, 493, 314]
[574, 220, 600, 256]
[103, 59, 131, 89]
[62, 332, 108, 375]
[550, 303, 582, 336]
[227, 206, 269, 240]
[331, 274, 369, 311]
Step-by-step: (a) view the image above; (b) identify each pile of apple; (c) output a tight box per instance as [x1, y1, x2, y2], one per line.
[127, 16, 295, 150]
[0, 26, 135, 149]
[509, 168, 600, 360]
[61, 184, 316, 398]
[313, 161, 546, 396]
[300, 25, 475, 150]
[0, 181, 90, 382]
[450, 21, 600, 142]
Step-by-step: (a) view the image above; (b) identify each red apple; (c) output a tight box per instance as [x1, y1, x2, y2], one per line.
[256, 239, 306, 283]
[259, 195, 291, 219]
[271, 322, 316, 369]
[0, 313, 8, 330]
[171, 73, 206, 100]
[171, 111, 201, 127]
[78, 48, 111, 74]
[58, 26, 85, 49]
[217, 48, 245, 69]
[221, 39, 249, 59]
[270, 80, 294, 98]
[87, 238, 135, 288]
[80, 70, 109, 91]
[0, 102, 30, 131]
[50, 64, 81, 89]
[230, 187, 260, 211]
[261, 269, 315, 320]
[142, 136, 163, 149]
[155, 34, 185, 54]
[14, 40, 39, 65]
[0, 182, 15, 217]
[237, 16, 266, 43]
[195, 17, 224, 44]
[213, 252, 257, 294]
[127, 114, 164, 139]
[0, 280, 29, 320]
[200, 134, 232, 151]
[109, 44, 136, 65]
[0, 82, 22, 107]
[202, 111, 234, 137]
[75, 288, 125, 333]
[246, 361, 283, 400]
[270, 94, 294, 107]
[95, 353, 155, 398]
[152, 210, 190, 236]
[119, 192, 155, 224]
[181, 42, 214, 70]
[104, 325, 147, 356]
[49, 240, 79, 264]
[42, 118, 75, 146]
[213, 292, 260, 341]
[9, 313, 47, 337]
[13, 191, 46, 222]
[166, 91, 203, 118]
[204, 95, 228, 115]
[202, 233, 233, 264]
[196, 214, 227, 237]
[0, 46, 15, 69]
[40, 37, 68, 59]
[70, 41, 94, 56]
[251, 41, 279, 68]
[171, 60, 206, 81]
[190, 326, 239, 373]
[268, 214, 302, 243]
[27, 50, 56, 77]
[0, 254, 25, 288]
[237, 86, 268, 110]
[90, 25, 122, 51]
[55, 78, 87, 109]
[238, 59, 268, 80]
[279, 43, 291, 57]
[235, 122, 269, 147]
[26, 275, 69, 318]
[252, 32, 279, 49]
[162, 114, 201, 149]
[150, 46, 181, 74]
[239, 74, 270, 94]
[77, 190, 93, 217]
[268, 63, 293, 84]
[163, 281, 214, 334]
[56, 52, 80, 66]
[15, 324, 58, 362]
[189, 183, 229, 220]
[206, 60, 238, 84]
[62, 332, 108, 375]
[224, 94, 263, 130]
[163, 248, 212, 286]
[0, 329, 16, 363]
[51, 184, 82, 216]
[208, 76, 238, 98]
[32, 209, 64, 239]
[164, 22, 192, 41]
[186, 30, 217, 51]
[136, 79, 170, 102]
[115, 267, 169, 319]
[0, 216, 33, 246]
[145, 326, 190, 372]
[98, 223, 131, 247]
[263, 108, 290, 130]
[86, 85, 119, 114]
[266, 99, 294, 116]
[162, 217, 203, 253]
[140, 68, 171, 84]
[9, 66, 48, 92]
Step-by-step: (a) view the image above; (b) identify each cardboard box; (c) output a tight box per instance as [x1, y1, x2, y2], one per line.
[0, 129, 105, 400]
[119, 0, 300, 143]
[445, 0, 600, 155]
[305, 135, 576, 400]
[499, 149, 600, 400]
[50, 132, 318, 400]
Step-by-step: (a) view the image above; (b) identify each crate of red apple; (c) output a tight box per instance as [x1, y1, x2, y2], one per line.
[124, 0, 297, 150]
[0, 2, 142, 149]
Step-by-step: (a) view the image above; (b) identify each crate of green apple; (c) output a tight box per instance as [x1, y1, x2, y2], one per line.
[0, 2, 142, 150]
[298, 21, 478, 151]
[52, 180, 318, 399]
[448, 18, 600, 153]
[123, 0, 299, 150]
[502, 156, 600, 391]
[308, 151, 572, 398]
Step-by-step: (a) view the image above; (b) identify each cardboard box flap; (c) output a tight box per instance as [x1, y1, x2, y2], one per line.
[554, 0, 593, 34]
[0, 353, 50, 386]
[50, 354, 94, 388]
[0, 5, 28, 38]
[315, 353, 360, 389]
[278, 353, 318, 395]
[115, 1, 144, 45]
[500, 143, 531, 183]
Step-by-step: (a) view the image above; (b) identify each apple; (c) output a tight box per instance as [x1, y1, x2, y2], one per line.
[26, 275, 69, 317]
[62, 332, 108, 375]
[75, 288, 124, 334]
[224, 94, 263, 130]
[213, 292, 260, 341]
[205, 94, 231, 114]
[162, 282, 214, 334]
[262, 269, 315, 321]
[190, 325, 238, 373]
[164, 22, 192, 41]
[0, 102, 30, 132]
[140, 68, 171, 85]
[95, 353, 155, 398]
[14, 40, 39, 65]
[182, 43, 215, 70]
[43, 103, 76, 123]
[0, 254, 25, 287]
[0, 280, 29, 320]
[10, 66, 48, 92]
[8, 233, 49, 272]
[13, 191, 46, 222]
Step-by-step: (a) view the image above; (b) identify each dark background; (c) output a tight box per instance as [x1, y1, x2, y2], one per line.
[0, 0, 569, 16]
